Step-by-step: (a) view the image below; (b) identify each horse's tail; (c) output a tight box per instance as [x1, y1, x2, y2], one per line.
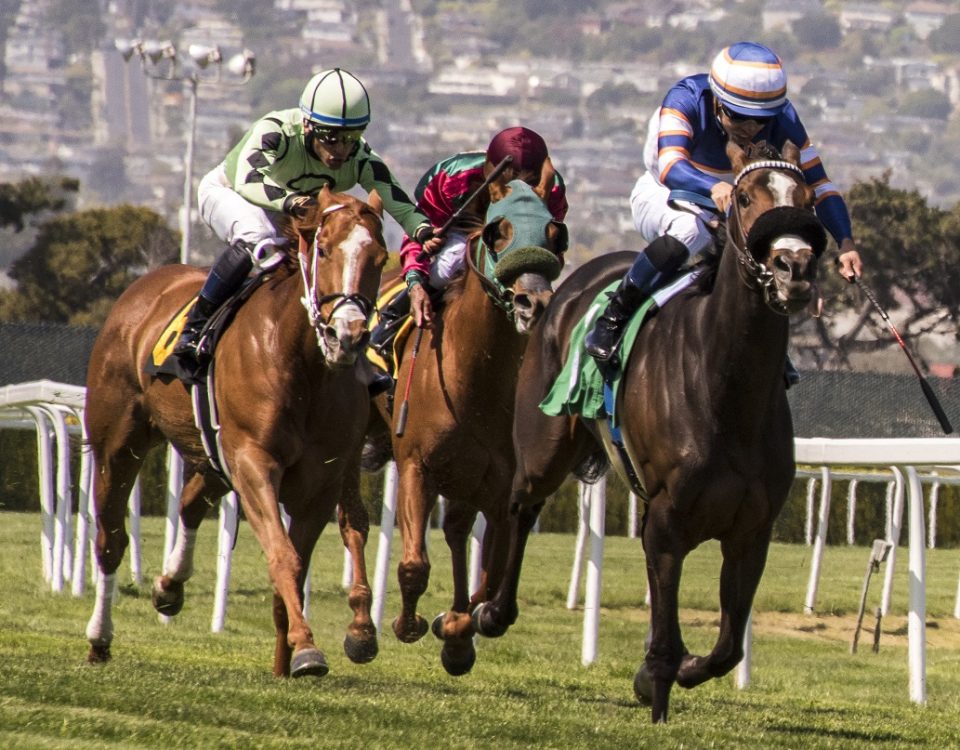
[572, 450, 609, 484]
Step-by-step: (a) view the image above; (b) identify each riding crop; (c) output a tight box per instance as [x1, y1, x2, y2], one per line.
[854, 276, 953, 434]
[395, 154, 515, 437]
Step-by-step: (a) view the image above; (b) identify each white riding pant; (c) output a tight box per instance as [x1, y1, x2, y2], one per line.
[427, 232, 469, 289]
[629, 172, 715, 257]
[198, 162, 284, 247]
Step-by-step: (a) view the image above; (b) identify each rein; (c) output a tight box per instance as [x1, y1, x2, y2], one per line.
[297, 203, 375, 340]
[727, 159, 809, 316]
[465, 232, 516, 318]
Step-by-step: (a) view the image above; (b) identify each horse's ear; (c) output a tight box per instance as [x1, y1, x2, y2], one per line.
[314, 184, 334, 210]
[534, 157, 556, 202]
[367, 188, 383, 217]
[488, 179, 511, 203]
[726, 141, 748, 173]
[781, 140, 801, 167]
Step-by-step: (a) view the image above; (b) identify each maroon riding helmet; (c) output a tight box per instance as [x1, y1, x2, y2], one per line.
[486, 126, 549, 172]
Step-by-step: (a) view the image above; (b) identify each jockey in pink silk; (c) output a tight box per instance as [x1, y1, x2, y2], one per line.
[393, 126, 568, 329]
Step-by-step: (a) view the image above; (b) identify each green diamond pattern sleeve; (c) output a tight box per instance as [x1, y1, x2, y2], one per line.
[221, 108, 428, 234]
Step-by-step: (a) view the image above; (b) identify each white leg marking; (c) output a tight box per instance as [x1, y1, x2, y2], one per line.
[163, 521, 197, 581]
[86, 573, 116, 645]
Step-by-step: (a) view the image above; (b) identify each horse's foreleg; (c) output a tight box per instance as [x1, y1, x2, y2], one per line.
[392, 462, 435, 643]
[638, 501, 688, 724]
[676, 530, 773, 689]
[232, 449, 323, 678]
[338, 479, 378, 665]
[473, 492, 544, 639]
[152, 472, 217, 617]
[433, 499, 477, 676]
[85, 434, 148, 663]
[283, 509, 330, 678]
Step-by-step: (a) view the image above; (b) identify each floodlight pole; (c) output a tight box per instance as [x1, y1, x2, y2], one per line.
[116, 38, 255, 266]
[181, 76, 198, 265]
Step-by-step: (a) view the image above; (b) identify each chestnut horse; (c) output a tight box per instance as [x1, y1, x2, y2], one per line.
[473, 141, 828, 721]
[84, 186, 387, 678]
[366, 174, 566, 675]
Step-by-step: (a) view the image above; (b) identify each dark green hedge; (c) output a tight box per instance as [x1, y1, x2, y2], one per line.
[3, 430, 957, 547]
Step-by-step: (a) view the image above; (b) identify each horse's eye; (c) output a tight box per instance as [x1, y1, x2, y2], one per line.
[738, 192, 751, 208]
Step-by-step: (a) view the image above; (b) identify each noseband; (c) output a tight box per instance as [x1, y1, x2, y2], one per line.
[727, 159, 813, 316]
[297, 203, 376, 339]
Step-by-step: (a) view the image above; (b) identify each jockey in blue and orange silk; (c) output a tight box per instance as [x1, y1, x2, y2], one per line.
[585, 41, 864, 362]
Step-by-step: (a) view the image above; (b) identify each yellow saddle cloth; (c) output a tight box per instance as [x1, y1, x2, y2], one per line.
[366, 280, 415, 378]
[149, 297, 197, 370]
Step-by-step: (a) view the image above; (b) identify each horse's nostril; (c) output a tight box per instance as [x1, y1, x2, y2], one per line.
[513, 293, 532, 311]
[774, 255, 792, 273]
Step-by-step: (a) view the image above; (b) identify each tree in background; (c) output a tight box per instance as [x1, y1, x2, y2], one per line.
[792, 12, 843, 51]
[0, 203, 178, 326]
[791, 173, 960, 369]
[900, 88, 952, 121]
[0, 176, 78, 234]
[928, 13, 960, 54]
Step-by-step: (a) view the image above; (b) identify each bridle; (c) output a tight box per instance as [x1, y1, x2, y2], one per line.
[726, 159, 809, 316]
[296, 202, 378, 343]
[465, 231, 517, 317]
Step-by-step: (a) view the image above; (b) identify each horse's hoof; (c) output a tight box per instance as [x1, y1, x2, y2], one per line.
[86, 644, 111, 664]
[633, 663, 653, 704]
[291, 647, 329, 678]
[392, 615, 428, 643]
[471, 602, 508, 639]
[152, 577, 184, 617]
[440, 641, 476, 677]
[343, 632, 378, 664]
[431, 612, 446, 640]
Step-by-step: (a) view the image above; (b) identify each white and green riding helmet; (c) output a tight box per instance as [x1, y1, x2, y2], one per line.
[299, 68, 371, 129]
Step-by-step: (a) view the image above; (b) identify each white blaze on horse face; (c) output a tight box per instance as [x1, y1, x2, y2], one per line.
[767, 172, 801, 207]
[771, 235, 811, 253]
[335, 223, 374, 323]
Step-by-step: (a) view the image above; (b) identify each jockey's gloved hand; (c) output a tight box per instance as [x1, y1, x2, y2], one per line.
[283, 194, 318, 219]
[413, 223, 436, 246]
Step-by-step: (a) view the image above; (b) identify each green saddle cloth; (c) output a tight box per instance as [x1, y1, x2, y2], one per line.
[539, 281, 656, 428]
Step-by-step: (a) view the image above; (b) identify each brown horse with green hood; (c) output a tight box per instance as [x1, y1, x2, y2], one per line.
[365, 166, 568, 675]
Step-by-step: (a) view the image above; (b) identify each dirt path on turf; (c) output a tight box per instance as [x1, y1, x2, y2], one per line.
[677, 608, 960, 650]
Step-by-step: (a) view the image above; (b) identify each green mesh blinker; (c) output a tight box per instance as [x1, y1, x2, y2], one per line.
[483, 180, 562, 285]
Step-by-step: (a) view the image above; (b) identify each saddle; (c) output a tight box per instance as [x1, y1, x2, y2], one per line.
[145, 272, 271, 386]
[366, 281, 446, 377]
[143, 271, 274, 485]
[540, 268, 707, 498]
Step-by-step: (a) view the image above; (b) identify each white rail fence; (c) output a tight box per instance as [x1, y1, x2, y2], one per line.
[4, 381, 960, 706]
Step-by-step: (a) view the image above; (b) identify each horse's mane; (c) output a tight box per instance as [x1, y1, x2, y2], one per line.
[743, 141, 781, 161]
[269, 191, 384, 271]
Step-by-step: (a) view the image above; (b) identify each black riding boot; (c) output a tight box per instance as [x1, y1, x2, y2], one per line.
[585, 235, 690, 362]
[370, 288, 411, 356]
[173, 240, 254, 363]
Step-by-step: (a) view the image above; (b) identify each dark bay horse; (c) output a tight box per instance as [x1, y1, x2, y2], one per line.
[474, 141, 827, 721]
[84, 186, 387, 677]
[367, 173, 566, 675]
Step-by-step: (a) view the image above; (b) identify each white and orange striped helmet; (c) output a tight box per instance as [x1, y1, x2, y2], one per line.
[708, 42, 787, 118]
